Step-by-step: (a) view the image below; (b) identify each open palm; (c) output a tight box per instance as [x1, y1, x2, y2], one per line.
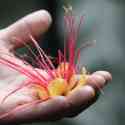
[0, 10, 112, 125]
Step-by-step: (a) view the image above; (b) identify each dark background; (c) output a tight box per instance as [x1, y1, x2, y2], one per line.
[0, 0, 124, 125]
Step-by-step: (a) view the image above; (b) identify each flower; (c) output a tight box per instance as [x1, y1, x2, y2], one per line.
[0, 5, 89, 103]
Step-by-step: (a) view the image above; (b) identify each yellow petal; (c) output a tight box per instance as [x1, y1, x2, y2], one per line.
[67, 74, 87, 94]
[67, 75, 78, 92]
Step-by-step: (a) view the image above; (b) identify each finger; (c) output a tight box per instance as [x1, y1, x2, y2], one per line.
[0, 10, 52, 50]
[87, 74, 106, 91]
[93, 71, 112, 82]
[87, 71, 112, 91]
[0, 96, 69, 124]
[65, 85, 95, 117]
[64, 71, 112, 117]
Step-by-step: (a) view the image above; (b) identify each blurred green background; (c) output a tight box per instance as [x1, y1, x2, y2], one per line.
[0, 0, 124, 125]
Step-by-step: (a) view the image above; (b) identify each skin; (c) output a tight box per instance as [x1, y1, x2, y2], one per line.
[0, 10, 112, 125]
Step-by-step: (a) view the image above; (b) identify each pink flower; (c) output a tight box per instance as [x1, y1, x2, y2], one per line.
[0, 5, 89, 103]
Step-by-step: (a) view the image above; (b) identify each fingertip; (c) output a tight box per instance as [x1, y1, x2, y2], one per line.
[41, 10, 52, 26]
[93, 71, 112, 82]
[26, 10, 52, 28]
[67, 85, 95, 106]
[0, 10, 52, 50]
[65, 86, 96, 117]
[37, 10, 52, 25]
[22, 9, 52, 37]
[74, 85, 95, 98]
[87, 74, 106, 90]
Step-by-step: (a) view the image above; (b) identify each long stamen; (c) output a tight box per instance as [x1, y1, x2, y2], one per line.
[1, 80, 49, 104]
[75, 40, 96, 70]
[12, 37, 51, 82]
[30, 35, 55, 69]
[57, 49, 65, 77]
[63, 6, 77, 80]
[29, 35, 56, 78]
[21, 21, 56, 78]
[76, 15, 84, 41]
[63, 41, 67, 78]
[0, 56, 48, 85]
[12, 37, 43, 68]
[64, 6, 90, 80]
[1, 81, 30, 104]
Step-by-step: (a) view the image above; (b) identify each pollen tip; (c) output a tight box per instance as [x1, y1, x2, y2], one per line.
[63, 5, 73, 14]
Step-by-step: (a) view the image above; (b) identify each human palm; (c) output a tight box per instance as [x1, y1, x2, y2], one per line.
[0, 10, 112, 125]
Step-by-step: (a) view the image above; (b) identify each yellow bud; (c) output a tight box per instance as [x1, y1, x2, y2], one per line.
[81, 67, 87, 75]
[48, 78, 67, 96]
[34, 85, 49, 100]
[77, 74, 87, 86]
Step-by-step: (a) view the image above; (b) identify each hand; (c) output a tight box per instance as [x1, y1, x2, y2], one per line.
[0, 10, 112, 125]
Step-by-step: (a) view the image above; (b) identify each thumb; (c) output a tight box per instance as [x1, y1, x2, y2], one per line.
[0, 10, 52, 50]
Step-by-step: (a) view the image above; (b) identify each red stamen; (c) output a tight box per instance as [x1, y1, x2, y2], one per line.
[29, 35, 56, 78]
